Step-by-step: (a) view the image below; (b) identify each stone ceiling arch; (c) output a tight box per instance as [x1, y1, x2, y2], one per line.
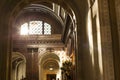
[12, 52, 26, 69]
[0, 0, 85, 38]
[42, 59, 59, 71]
[13, 4, 64, 35]
[12, 52, 26, 63]
[39, 52, 60, 74]
[8, 0, 79, 27]
[39, 52, 60, 65]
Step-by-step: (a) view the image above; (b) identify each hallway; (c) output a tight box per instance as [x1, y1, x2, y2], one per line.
[0, 0, 120, 80]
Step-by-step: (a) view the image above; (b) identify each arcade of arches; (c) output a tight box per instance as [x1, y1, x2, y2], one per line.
[0, 0, 120, 80]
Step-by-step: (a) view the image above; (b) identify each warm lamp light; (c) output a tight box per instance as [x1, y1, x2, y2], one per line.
[49, 67, 53, 71]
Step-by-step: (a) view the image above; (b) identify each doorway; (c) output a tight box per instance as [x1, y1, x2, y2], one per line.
[47, 74, 56, 80]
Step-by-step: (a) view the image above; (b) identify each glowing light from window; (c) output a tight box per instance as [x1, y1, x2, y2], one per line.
[20, 21, 51, 35]
[20, 23, 28, 35]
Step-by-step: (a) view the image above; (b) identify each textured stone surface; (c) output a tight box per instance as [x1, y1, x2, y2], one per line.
[115, 0, 120, 46]
[98, 0, 115, 80]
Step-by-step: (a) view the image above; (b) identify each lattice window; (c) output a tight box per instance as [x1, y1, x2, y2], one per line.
[44, 23, 51, 35]
[20, 21, 51, 35]
[29, 21, 43, 35]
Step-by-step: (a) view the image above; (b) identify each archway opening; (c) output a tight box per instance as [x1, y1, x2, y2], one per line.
[11, 1, 77, 80]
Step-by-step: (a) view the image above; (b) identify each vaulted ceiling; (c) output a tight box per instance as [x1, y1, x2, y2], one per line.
[12, 3, 67, 51]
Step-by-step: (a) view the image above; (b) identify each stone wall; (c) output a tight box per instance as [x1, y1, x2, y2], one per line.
[114, 0, 120, 80]
[115, 0, 120, 46]
[98, 0, 115, 80]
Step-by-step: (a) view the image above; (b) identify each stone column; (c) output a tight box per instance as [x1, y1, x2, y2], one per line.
[26, 49, 39, 80]
[0, 12, 11, 80]
[110, 0, 120, 80]
[98, 0, 115, 80]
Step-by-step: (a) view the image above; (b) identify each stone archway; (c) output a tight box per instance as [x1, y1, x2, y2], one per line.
[12, 52, 26, 80]
[10, 1, 79, 80]
[39, 52, 60, 80]
[0, 0, 82, 80]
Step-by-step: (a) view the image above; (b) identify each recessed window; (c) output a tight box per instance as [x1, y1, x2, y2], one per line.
[20, 21, 51, 35]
